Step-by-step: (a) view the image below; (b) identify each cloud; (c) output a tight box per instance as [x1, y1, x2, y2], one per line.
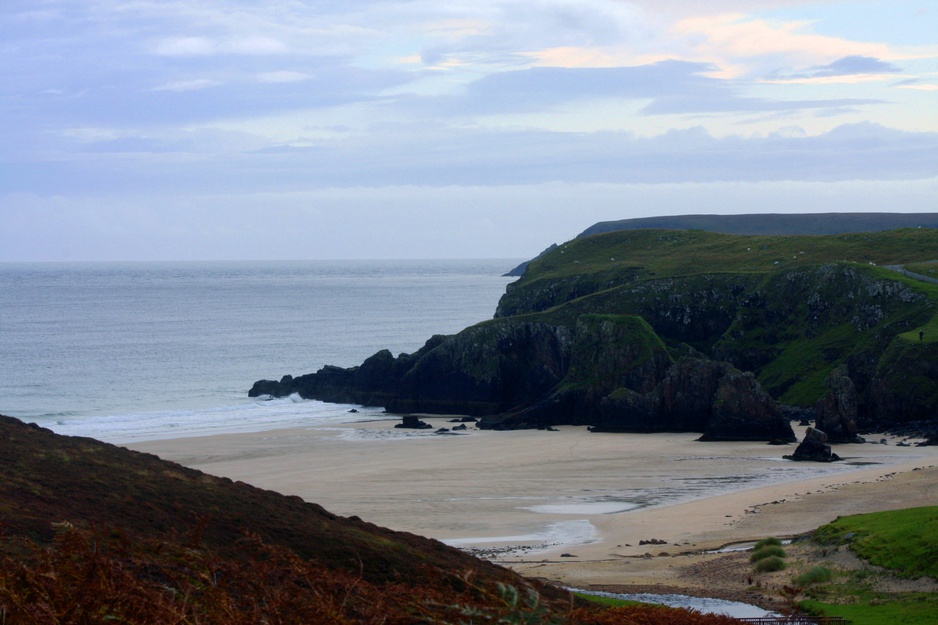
[4, 178, 938, 261]
[806, 55, 902, 77]
[225, 36, 289, 55]
[2, 60, 412, 131]
[431, 59, 884, 117]
[243, 121, 938, 185]
[671, 14, 895, 75]
[153, 37, 217, 56]
[153, 35, 288, 57]
[893, 77, 938, 92]
[763, 55, 904, 85]
[154, 79, 223, 92]
[6, 122, 935, 197]
[256, 71, 313, 84]
[457, 60, 721, 112]
[2, 0, 937, 264]
[899, 84, 938, 91]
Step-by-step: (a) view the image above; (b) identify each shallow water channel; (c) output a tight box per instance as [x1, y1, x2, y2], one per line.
[574, 590, 779, 618]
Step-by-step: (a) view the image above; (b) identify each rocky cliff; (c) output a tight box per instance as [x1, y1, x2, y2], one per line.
[251, 227, 938, 439]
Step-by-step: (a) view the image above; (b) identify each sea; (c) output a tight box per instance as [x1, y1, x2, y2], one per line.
[0, 259, 521, 443]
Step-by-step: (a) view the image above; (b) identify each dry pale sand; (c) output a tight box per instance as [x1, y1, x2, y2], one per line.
[128, 416, 938, 591]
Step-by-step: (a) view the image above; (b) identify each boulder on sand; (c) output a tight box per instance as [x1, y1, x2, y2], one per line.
[395, 416, 433, 430]
[785, 427, 842, 462]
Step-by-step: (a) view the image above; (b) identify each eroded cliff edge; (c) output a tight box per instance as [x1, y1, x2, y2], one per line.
[251, 228, 938, 440]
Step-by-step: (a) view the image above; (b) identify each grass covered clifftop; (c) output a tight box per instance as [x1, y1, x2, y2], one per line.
[497, 228, 937, 317]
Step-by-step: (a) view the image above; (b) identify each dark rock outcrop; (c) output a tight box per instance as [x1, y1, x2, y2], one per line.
[656, 359, 735, 431]
[385, 322, 573, 415]
[815, 365, 861, 443]
[598, 388, 658, 432]
[252, 315, 793, 441]
[785, 427, 842, 462]
[868, 339, 938, 428]
[782, 405, 816, 426]
[566, 314, 672, 396]
[591, 359, 794, 442]
[395, 416, 432, 429]
[701, 370, 792, 441]
[250, 321, 573, 417]
[485, 357, 794, 442]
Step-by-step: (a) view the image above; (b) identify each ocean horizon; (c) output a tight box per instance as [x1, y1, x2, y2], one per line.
[0, 259, 521, 443]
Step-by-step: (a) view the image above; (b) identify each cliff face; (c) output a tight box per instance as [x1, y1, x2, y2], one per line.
[815, 365, 861, 443]
[251, 228, 938, 438]
[251, 313, 792, 440]
[869, 339, 938, 425]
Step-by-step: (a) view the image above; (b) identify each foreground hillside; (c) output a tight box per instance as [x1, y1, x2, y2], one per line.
[0, 414, 756, 623]
[0, 416, 508, 586]
[0, 415, 547, 622]
[253, 228, 938, 437]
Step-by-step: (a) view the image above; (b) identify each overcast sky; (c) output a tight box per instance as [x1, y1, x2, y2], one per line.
[2, 0, 936, 261]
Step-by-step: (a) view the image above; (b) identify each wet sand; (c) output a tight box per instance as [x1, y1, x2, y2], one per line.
[128, 416, 938, 590]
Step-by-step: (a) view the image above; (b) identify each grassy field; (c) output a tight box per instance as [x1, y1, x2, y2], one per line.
[802, 596, 938, 625]
[801, 507, 938, 625]
[526, 228, 938, 283]
[813, 507, 938, 579]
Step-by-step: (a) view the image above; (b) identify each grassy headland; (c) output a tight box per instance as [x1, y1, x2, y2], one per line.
[496, 228, 938, 417]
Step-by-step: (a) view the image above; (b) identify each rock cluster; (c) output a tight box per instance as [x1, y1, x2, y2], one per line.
[785, 427, 842, 462]
[395, 416, 432, 430]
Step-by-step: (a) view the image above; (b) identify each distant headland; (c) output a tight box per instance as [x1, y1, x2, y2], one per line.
[506, 212, 938, 276]
[252, 214, 938, 445]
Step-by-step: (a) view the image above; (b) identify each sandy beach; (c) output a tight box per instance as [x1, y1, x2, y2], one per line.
[129, 415, 938, 595]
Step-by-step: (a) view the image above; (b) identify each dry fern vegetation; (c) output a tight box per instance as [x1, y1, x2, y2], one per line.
[0, 415, 740, 624]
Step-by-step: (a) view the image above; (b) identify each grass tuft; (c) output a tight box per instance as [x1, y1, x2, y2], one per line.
[753, 556, 787, 572]
[750, 545, 786, 562]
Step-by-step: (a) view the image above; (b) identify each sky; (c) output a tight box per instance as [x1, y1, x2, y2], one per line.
[1, 0, 936, 261]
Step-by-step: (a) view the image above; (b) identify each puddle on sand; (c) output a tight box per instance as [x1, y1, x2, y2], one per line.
[521, 501, 642, 515]
[443, 519, 598, 558]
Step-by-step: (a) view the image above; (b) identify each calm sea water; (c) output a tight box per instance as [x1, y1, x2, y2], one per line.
[0, 259, 519, 443]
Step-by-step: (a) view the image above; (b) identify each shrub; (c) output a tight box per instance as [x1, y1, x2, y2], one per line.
[750, 545, 787, 562]
[753, 556, 787, 572]
[754, 537, 783, 549]
[794, 566, 833, 587]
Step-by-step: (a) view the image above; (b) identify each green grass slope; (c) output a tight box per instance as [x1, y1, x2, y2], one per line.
[801, 507, 938, 625]
[579, 213, 938, 238]
[501, 229, 937, 315]
[813, 507, 938, 579]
